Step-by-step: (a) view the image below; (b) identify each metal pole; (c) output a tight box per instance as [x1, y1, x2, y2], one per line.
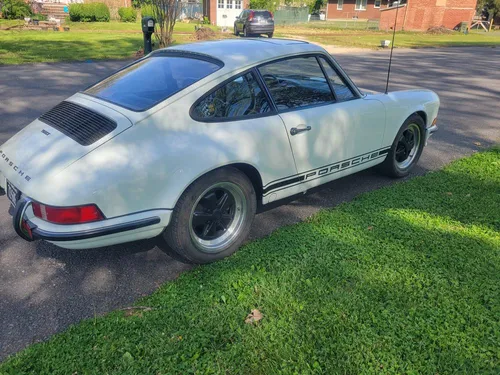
[385, 3, 400, 94]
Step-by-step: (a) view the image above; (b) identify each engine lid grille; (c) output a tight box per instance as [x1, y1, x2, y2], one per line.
[39, 101, 117, 146]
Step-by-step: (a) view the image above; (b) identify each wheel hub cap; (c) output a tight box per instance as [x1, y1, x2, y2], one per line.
[189, 182, 246, 253]
[395, 123, 421, 169]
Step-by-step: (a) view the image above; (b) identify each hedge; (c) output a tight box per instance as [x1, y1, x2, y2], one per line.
[1, 0, 32, 20]
[69, 3, 110, 22]
[140, 4, 155, 19]
[118, 7, 137, 22]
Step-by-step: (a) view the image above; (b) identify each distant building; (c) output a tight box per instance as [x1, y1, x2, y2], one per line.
[203, 0, 250, 27]
[326, 0, 389, 20]
[380, 0, 478, 31]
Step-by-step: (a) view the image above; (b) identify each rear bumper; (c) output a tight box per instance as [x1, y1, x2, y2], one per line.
[247, 25, 274, 33]
[12, 198, 171, 249]
[0, 172, 5, 196]
[425, 124, 438, 144]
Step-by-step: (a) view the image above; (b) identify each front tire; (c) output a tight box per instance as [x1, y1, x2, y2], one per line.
[378, 114, 425, 178]
[158, 167, 256, 264]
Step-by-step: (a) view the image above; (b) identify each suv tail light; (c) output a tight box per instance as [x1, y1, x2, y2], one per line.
[248, 11, 255, 21]
[32, 202, 105, 224]
[269, 11, 274, 20]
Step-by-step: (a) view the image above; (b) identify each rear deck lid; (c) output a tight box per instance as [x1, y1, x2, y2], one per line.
[0, 95, 133, 192]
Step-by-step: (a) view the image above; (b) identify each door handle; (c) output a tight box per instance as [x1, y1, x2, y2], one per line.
[290, 126, 311, 136]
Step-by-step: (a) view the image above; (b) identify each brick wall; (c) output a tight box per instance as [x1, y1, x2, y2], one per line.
[327, 0, 388, 20]
[379, 4, 406, 30]
[380, 0, 477, 31]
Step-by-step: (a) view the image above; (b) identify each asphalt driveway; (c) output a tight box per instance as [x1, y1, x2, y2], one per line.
[0, 47, 499, 361]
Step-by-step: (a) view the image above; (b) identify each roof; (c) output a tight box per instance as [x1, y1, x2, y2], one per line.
[156, 39, 326, 72]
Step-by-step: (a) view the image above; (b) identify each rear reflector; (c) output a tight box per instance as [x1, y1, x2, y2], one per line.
[32, 202, 104, 224]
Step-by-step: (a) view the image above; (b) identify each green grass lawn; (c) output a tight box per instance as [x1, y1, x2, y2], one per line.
[1, 19, 499, 64]
[276, 25, 500, 49]
[0, 20, 217, 64]
[1, 149, 499, 374]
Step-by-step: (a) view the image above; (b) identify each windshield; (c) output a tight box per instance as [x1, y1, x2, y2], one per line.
[85, 56, 222, 111]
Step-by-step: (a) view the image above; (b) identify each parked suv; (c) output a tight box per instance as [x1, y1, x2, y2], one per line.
[234, 9, 274, 38]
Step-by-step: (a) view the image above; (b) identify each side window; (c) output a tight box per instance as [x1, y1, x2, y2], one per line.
[258, 56, 334, 110]
[192, 72, 271, 120]
[318, 56, 356, 101]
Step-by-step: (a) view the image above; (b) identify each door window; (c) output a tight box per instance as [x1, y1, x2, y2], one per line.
[258, 56, 334, 111]
[192, 72, 271, 120]
[318, 57, 356, 101]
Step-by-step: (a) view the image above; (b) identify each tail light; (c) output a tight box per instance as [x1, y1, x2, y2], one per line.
[269, 11, 274, 20]
[32, 202, 105, 224]
[248, 11, 255, 21]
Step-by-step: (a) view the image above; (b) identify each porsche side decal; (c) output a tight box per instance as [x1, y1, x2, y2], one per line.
[263, 147, 390, 196]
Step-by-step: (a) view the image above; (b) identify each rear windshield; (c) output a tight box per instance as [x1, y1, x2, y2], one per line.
[254, 11, 272, 18]
[85, 56, 222, 111]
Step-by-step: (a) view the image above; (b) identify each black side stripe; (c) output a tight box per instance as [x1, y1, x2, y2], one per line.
[263, 146, 391, 189]
[263, 148, 390, 196]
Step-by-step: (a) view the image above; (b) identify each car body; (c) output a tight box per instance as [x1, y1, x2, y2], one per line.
[0, 39, 439, 263]
[234, 9, 274, 38]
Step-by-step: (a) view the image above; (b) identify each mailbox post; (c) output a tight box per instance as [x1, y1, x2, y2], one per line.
[142, 17, 155, 54]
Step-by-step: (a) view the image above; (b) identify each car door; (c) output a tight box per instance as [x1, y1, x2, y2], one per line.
[258, 55, 386, 190]
[190, 69, 298, 202]
[236, 10, 246, 32]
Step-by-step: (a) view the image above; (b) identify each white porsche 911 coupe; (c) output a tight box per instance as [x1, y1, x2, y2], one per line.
[0, 39, 439, 263]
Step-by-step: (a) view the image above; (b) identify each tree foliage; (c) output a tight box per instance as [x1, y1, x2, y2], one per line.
[1, 0, 32, 19]
[477, 0, 500, 18]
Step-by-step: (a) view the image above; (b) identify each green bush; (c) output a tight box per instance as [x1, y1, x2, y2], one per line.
[32, 13, 48, 21]
[118, 7, 137, 22]
[69, 3, 110, 22]
[140, 4, 155, 18]
[93, 3, 110, 22]
[1, 0, 32, 19]
[132, 0, 151, 8]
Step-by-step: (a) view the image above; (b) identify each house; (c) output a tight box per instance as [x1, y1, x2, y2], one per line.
[380, 0, 478, 31]
[203, 0, 250, 27]
[326, 0, 389, 20]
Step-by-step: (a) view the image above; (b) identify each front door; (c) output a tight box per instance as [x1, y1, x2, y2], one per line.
[258, 55, 386, 182]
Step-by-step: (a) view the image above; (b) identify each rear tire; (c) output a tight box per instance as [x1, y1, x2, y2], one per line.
[378, 114, 425, 178]
[267, 32, 273, 38]
[234, 25, 239, 36]
[243, 26, 249, 37]
[157, 167, 256, 264]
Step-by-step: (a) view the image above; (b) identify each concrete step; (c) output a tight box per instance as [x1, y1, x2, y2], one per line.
[40, 4, 68, 19]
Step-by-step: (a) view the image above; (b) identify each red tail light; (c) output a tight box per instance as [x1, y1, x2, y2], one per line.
[248, 11, 255, 21]
[270, 11, 274, 20]
[32, 202, 105, 224]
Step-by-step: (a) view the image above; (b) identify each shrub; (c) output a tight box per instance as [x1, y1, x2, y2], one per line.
[1, 0, 32, 19]
[118, 7, 137, 22]
[140, 4, 155, 19]
[69, 3, 110, 22]
[32, 13, 48, 21]
[93, 3, 110, 22]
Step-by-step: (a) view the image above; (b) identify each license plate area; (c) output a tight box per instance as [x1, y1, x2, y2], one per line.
[7, 181, 20, 207]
